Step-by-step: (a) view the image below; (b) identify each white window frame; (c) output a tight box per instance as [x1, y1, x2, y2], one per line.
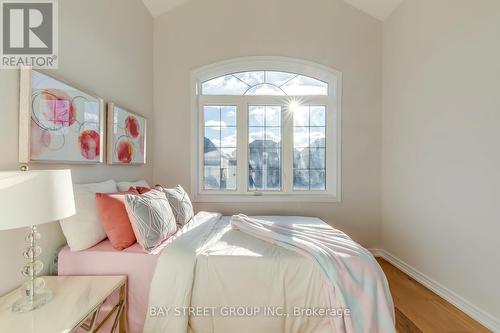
[190, 56, 342, 203]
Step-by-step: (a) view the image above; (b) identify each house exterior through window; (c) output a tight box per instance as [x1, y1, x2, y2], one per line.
[191, 57, 341, 202]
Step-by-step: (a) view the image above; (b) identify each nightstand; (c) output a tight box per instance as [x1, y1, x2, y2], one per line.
[0, 275, 127, 333]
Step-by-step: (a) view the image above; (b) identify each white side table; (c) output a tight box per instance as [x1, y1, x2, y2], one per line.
[0, 275, 126, 333]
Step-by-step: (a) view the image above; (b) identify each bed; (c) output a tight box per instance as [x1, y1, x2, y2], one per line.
[58, 212, 394, 333]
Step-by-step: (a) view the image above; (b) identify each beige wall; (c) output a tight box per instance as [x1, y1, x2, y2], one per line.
[153, 0, 383, 247]
[382, 0, 500, 321]
[0, 0, 153, 295]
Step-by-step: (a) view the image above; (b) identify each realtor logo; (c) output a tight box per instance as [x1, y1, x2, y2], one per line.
[1, 0, 58, 68]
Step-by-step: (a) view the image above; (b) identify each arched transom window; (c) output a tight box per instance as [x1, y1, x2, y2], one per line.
[201, 71, 328, 96]
[191, 57, 341, 202]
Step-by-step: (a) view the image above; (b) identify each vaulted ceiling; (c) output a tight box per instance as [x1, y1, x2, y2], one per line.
[142, 0, 403, 21]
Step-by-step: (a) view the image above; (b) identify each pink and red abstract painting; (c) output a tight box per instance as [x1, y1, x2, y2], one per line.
[107, 103, 147, 164]
[19, 68, 105, 163]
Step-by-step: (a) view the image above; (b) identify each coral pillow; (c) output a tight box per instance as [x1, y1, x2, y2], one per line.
[96, 190, 138, 250]
[117, 180, 150, 192]
[129, 186, 151, 194]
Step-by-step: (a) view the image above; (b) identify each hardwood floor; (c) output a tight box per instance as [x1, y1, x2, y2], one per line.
[377, 258, 491, 333]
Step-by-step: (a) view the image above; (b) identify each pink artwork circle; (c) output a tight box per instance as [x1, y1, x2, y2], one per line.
[125, 115, 140, 139]
[30, 120, 51, 156]
[117, 139, 133, 163]
[78, 130, 100, 160]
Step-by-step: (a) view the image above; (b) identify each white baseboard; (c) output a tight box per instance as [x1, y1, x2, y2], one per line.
[370, 248, 500, 332]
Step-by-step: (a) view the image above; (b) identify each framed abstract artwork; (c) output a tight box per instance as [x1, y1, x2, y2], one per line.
[19, 67, 105, 163]
[107, 103, 147, 164]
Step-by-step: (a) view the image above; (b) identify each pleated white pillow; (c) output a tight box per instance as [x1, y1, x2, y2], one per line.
[124, 189, 177, 253]
[155, 185, 194, 226]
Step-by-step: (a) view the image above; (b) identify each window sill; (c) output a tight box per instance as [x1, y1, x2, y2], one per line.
[192, 193, 341, 203]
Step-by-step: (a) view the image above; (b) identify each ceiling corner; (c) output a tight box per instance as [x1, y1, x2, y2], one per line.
[343, 0, 403, 21]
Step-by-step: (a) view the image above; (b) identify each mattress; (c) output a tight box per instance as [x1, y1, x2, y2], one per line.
[58, 239, 162, 333]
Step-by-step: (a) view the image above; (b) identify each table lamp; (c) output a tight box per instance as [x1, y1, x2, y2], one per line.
[0, 169, 75, 312]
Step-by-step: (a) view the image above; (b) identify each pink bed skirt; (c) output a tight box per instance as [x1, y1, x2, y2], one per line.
[58, 240, 160, 333]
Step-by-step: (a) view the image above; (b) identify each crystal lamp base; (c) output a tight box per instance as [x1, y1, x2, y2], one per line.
[12, 225, 52, 313]
[12, 288, 53, 313]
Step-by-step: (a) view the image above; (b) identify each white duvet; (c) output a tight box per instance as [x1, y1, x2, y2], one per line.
[143, 212, 395, 333]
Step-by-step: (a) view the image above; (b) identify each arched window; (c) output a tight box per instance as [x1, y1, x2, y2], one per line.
[191, 57, 341, 202]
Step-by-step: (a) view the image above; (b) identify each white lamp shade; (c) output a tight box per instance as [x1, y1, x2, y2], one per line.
[0, 170, 76, 230]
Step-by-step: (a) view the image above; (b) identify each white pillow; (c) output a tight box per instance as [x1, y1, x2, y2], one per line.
[60, 180, 118, 251]
[117, 180, 150, 192]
